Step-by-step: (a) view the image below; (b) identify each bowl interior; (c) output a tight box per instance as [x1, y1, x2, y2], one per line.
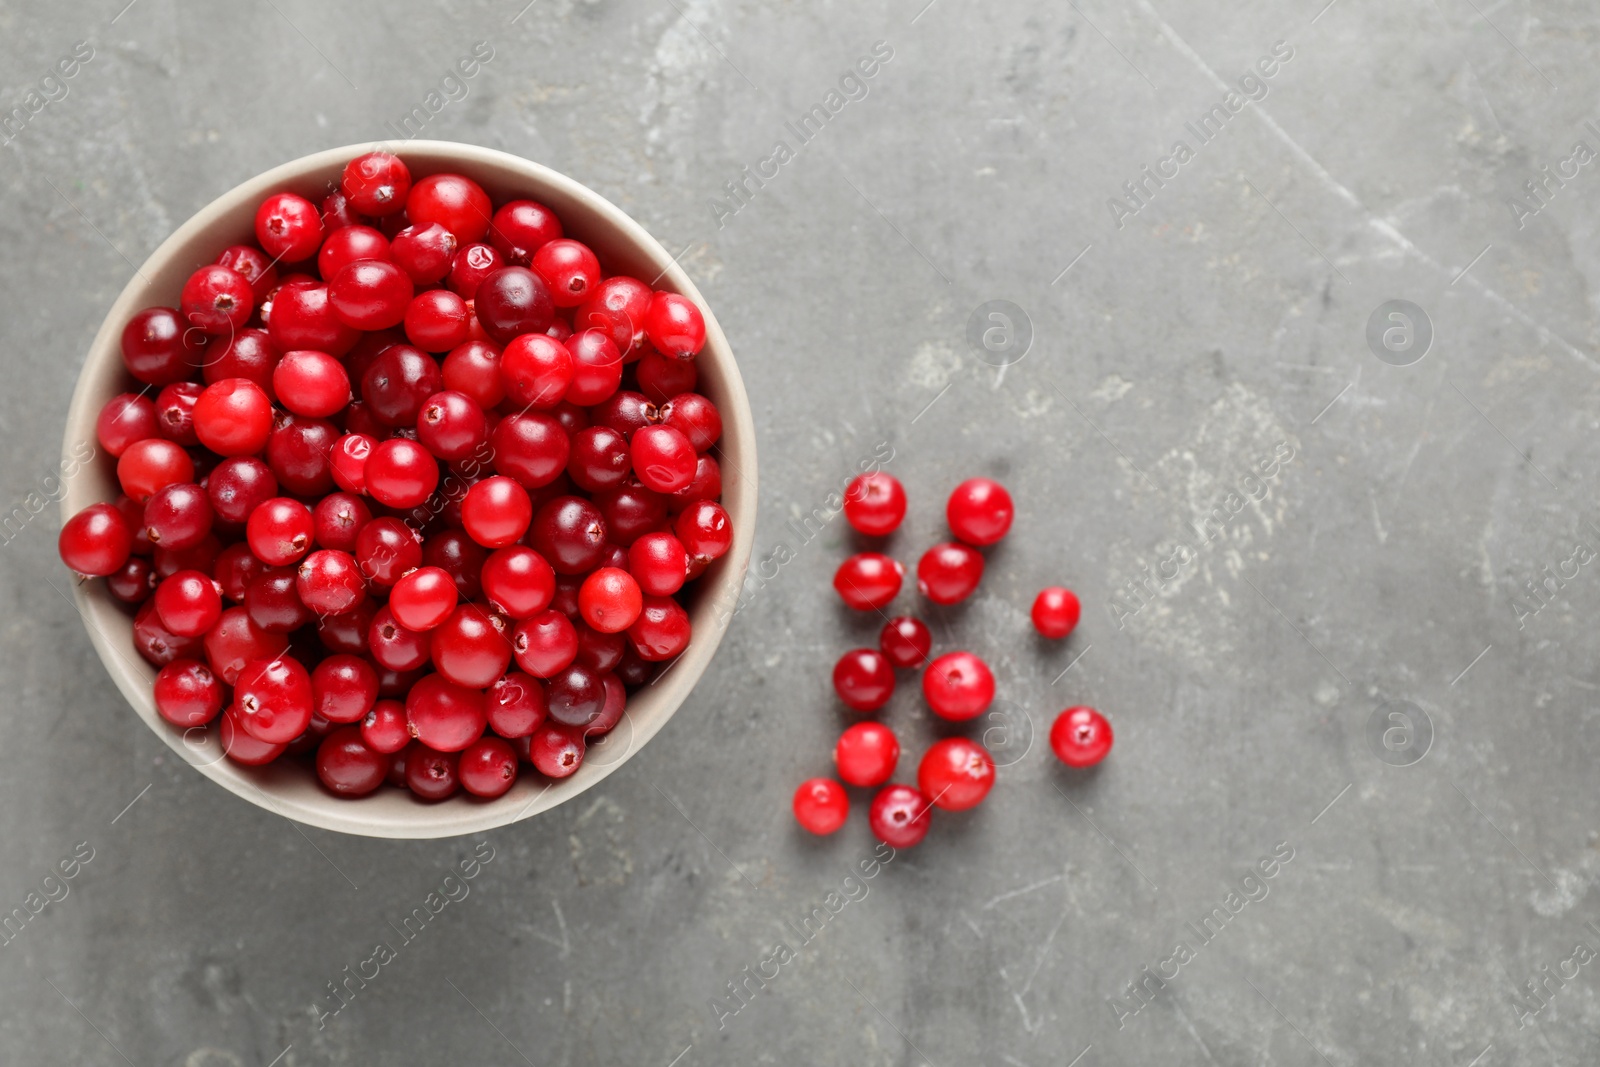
[61, 141, 755, 839]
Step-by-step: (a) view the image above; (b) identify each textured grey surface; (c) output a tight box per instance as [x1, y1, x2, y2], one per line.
[3, 0, 1600, 1064]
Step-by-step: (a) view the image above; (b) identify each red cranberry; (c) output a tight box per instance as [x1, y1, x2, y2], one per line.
[391, 222, 458, 284]
[329, 433, 374, 494]
[247, 497, 314, 566]
[636, 350, 697, 404]
[947, 477, 1014, 546]
[234, 655, 314, 744]
[255, 192, 324, 261]
[312, 492, 371, 552]
[118, 439, 194, 502]
[869, 784, 932, 848]
[153, 659, 225, 728]
[835, 722, 900, 787]
[1032, 587, 1081, 639]
[317, 224, 390, 280]
[529, 722, 585, 778]
[416, 389, 488, 463]
[213, 542, 267, 602]
[627, 595, 690, 662]
[917, 542, 984, 605]
[561, 330, 623, 406]
[422, 530, 487, 600]
[627, 532, 688, 597]
[207, 457, 276, 525]
[320, 190, 362, 232]
[342, 151, 412, 216]
[614, 646, 655, 687]
[216, 244, 278, 300]
[922, 651, 994, 721]
[266, 414, 339, 497]
[532, 238, 600, 307]
[531, 496, 608, 574]
[512, 609, 578, 677]
[568, 426, 632, 493]
[220, 704, 288, 766]
[447, 242, 503, 298]
[476, 546, 553, 620]
[460, 736, 520, 798]
[203, 607, 288, 685]
[669, 455, 722, 513]
[595, 482, 667, 548]
[476, 266, 555, 344]
[154, 381, 203, 446]
[460, 476, 532, 548]
[442, 339, 505, 408]
[489, 199, 562, 263]
[143, 483, 213, 550]
[154, 569, 222, 637]
[918, 737, 995, 811]
[405, 744, 461, 800]
[120, 307, 198, 386]
[193, 379, 273, 457]
[844, 472, 906, 536]
[591, 390, 656, 442]
[407, 173, 492, 243]
[133, 597, 205, 666]
[96, 393, 160, 457]
[405, 672, 487, 752]
[431, 604, 512, 688]
[833, 649, 895, 712]
[833, 553, 903, 611]
[369, 606, 432, 671]
[316, 726, 388, 796]
[658, 393, 721, 452]
[501, 333, 574, 409]
[272, 350, 350, 418]
[354, 516, 422, 587]
[109, 554, 157, 604]
[361, 699, 410, 753]
[329, 259, 413, 331]
[180, 264, 254, 335]
[390, 566, 458, 631]
[879, 616, 932, 669]
[490, 412, 569, 489]
[153, 534, 220, 580]
[245, 568, 312, 632]
[545, 663, 607, 728]
[630, 425, 697, 494]
[296, 548, 366, 615]
[361, 344, 441, 426]
[366, 438, 440, 509]
[675, 500, 731, 561]
[487, 672, 547, 737]
[576, 276, 650, 353]
[793, 779, 849, 835]
[200, 328, 277, 392]
[269, 284, 361, 356]
[644, 291, 706, 359]
[1050, 707, 1113, 767]
[404, 289, 472, 352]
[59, 502, 134, 576]
[578, 567, 642, 634]
[311, 654, 379, 724]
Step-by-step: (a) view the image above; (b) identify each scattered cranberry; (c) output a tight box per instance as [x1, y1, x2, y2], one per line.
[869, 784, 932, 848]
[843, 472, 906, 536]
[833, 553, 904, 611]
[793, 778, 849, 835]
[1031, 587, 1081, 639]
[947, 477, 1013, 546]
[922, 651, 994, 721]
[879, 616, 931, 669]
[916, 542, 984, 605]
[918, 738, 995, 811]
[1050, 707, 1113, 768]
[833, 649, 895, 712]
[835, 722, 900, 787]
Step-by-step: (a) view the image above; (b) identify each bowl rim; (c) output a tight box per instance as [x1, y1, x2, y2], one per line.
[60, 140, 756, 839]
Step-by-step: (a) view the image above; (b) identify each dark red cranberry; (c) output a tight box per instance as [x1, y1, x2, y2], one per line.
[590, 390, 656, 442]
[59, 503, 133, 577]
[441, 339, 505, 409]
[417, 389, 488, 462]
[511, 609, 578, 678]
[154, 381, 203, 446]
[315, 726, 388, 796]
[142, 482, 213, 551]
[121, 307, 199, 386]
[361, 343, 442, 427]
[880, 616, 932, 669]
[636, 350, 697, 404]
[245, 568, 314, 633]
[404, 744, 461, 800]
[481, 545, 556, 619]
[203, 606, 289, 685]
[530, 496, 607, 574]
[545, 663, 606, 728]
[422, 530, 488, 601]
[200, 328, 278, 392]
[474, 266, 555, 343]
[354, 516, 422, 587]
[833, 649, 895, 712]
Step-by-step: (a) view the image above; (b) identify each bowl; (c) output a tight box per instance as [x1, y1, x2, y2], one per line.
[60, 141, 756, 839]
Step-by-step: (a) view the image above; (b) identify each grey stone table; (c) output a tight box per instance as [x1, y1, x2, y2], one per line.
[2, 1, 1598, 1063]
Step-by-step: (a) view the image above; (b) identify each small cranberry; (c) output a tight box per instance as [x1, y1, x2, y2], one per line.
[793, 778, 849, 835]
[833, 552, 903, 611]
[922, 651, 995, 721]
[1050, 707, 1113, 767]
[947, 477, 1014, 546]
[835, 722, 900, 787]
[868, 784, 932, 848]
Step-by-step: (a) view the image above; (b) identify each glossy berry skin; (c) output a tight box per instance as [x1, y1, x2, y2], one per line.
[391, 222, 457, 285]
[255, 192, 323, 262]
[564, 329, 623, 406]
[460, 476, 532, 549]
[512, 609, 578, 677]
[501, 333, 573, 409]
[311, 654, 379, 724]
[220, 704, 288, 766]
[545, 663, 607, 728]
[531, 496, 608, 574]
[180, 264, 254, 335]
[273, 350, 351, 417]
[404, 289, 472, 352]
[630, 425, 696, 494]
[431, 604, 512, 688]
[152, 659, 225, 728]
[459, 736, 519, 798]
[644, 291, 706, 359]
[59, 503, 134, 576]
[96, 393, 160, 457]
[947, 477, 1014, 546]
[674, 500, 731, 561]
[121, 306, 198, 386]
[201, 328, 276, 390]
[487, 672, 546, 737]
[844, 472, 906, 536]
[793, 778, 849, 835]
[315, 726, 389, 796]
[475, 266, 554, 343]
[576, 276, 650, 354]
[833, 553, 904, 611]
[1032, 587, 1081, 639]
[154, 381, 202, 446]
[118, 439, 195, 503]
[489, 199, 562, 264]
[296, 548, 366, 615]
[329, 259, 414, 331]
[627, 532, 688, 597]
[835, 722, 900, 787]
[491, 413, 570, 489]
[234, 655, 314, 744]
[1050, 706, 1113, 768]
[636, 350, 697, 404]
[407, 173, 493, 243]
[133, 597, 205, 667]
[203, 607, 289, 685]
[922, 651, 995, 721]
[447, 242, 503, 299]
[916, 542, 984, 605]
[627, 595, 691, 662]
[143, 483, 213, 551]
[342, 151, 412, 216]
[154, 569, 223, 637]
[532, 238, 601, 307]
[216, 244, 278, 300]
[918, 737, 995, 811]
[361, 699, 411, 754]
[405, 744, 461, 800]
[317, 224, 391, 280]
[481, 546, 556, 619]
[406, 673, 487, 752]
[833, 649, 895, 712]
[247, 498, 314, 566]
[578, 567, 643, 633]
[658, 393, 721, 451]
[191, 378, 274, 458]
[312, 492, 371, 552]
[362, 343, 442, 426]
[879, 616, 932, 669]
[268, 283, 361, 356]
[389, 566, 458, 632]
[355, 517, 422, 588]
[869, 784, 932, 849]
[529, 723, 585, 778]
[365, 438, 440, 509]
[442, 339, 505, 408]
[414, 391, 485, 469]
[208, 457, 277, 525]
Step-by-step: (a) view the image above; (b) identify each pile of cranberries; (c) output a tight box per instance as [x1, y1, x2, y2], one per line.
[792, 474, 1112, 847]
[58, 151, 734, 803]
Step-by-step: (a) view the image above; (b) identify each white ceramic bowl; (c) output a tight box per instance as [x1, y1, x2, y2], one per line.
[61, 141, 755, 839]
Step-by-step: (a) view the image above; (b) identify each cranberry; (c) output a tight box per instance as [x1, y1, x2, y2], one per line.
[917, 542, 984, 605]
[269, 284, 361, 356]
[405, 673, 487, 752]
[585, 673, 628, 736]
[312, 492, 371, 551]
[255, 192, 324, 261]
[489, 199, 562, 264]
[879, 617, 931, 669]
[553, 330, 619, 407]
[591, 390, 656, 442]
[153, 659, 225, 728]
[1050, 706, 1113, 768]
[630, 425, 697, 494]
[869, 784, 933, 848]
[526, 723, 583, 778]
[315, 726, 388, 796]
[793, 778, 849, 835]
[835, 721, 900, 787]
[844, 472, 906, 536]
[220, 704, 288, 766]
[675, 500, 731, 561]
[247, 497, 314, 566]
[365, 438, 440, 509]
[422, 530, 488, 600]
[405, 744, 461, 800]
[833, 552, 903, 611]
[922, 651, 994, 721]
[391, 222, 458, 284]
[213, 543, 266, 602]
[475, 266, 555, 344]
[361, 344, 441, 426]
[203, 606, 288, 685]
[329, 259, 413, 331]
[545, 662, 608, 729]
[578, 567, 643, 634]
[669, 455, 723, 513]
[342, 152, 411, 216]
[311, 654, 379, 724]
[407, 173, 493, 243]
[153, 381, 203, 446]
[320, 190, 362, 232]
[490, 412, 569, 489]
[636, 350, 696, 404]
[265, 415, 338, 497]
[235, 655, 314, 744]
[512, 609, 579, 677]
[361, 699, 410, 753]
[59, 502, 134, 576]
[459, 476, 531, 549]
[154, 569, 223, 637]
[1032, 587, 1081, 639]
[119, 439, 193, 503]
[833, 649, 895, 712]
[627, 532, 688, 597]
[272, 350, 350, 418]
[216, 244, 278, 300]
[244, 568, 312, 632]
[413, 390, 486, 463]
[532, 238, 601, 307]
[96, 393, 160, 457]
[133, 597, 205, 666]
[644, 291, 706, 359]
[355, 516, 422, 587]
[918, 737, 995, 811]
[180, 264, 254, 336]
[329, 433, 374, 494]
[296, 548, 366, 615]
[447, 242, 503, 298]
[142, 483, 213, 551]
[206, 457, 275, 525]
[501, 333, 574, 409]
[200, 328, 277, 392]
[627, 595, 690, 662]
[568, 426, 632, 493]
[389, 566, 458, 631]
[576, 276, 650, 354]
[369, 605, 432, 671]
[657, 393, 720, 452]
[431, 604, 512, 688]
[531, 496, 608, 574]
[487, 672, 547, 737]
[614, 646, 655, 687]
[317, 224, 390, 280]
[442, 339, 505, 408]
[947, 477, 1013, 546]
[404, 289, 472, 352]
[459, 736, 519, 798]
[193, 378, 273, 457]
[120, 307, 197, 386]
[108, 554, 157, 604]
[593, 482, 666, 548]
